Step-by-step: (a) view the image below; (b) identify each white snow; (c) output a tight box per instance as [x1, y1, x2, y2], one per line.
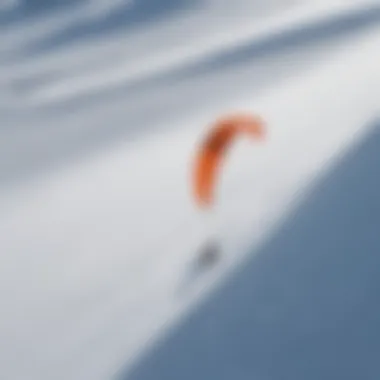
[0, 1, 379, 379]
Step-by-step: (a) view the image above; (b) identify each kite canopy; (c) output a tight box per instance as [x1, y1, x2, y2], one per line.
[192, 113, 266, 209]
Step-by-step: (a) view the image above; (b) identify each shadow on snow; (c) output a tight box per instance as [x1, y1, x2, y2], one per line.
[118, 119, 380, 380]
[4, 0, 202, 56]
[31, 3, 380, 110]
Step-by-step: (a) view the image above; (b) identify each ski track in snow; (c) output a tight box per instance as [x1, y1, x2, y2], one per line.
[0, 1, 380, 379]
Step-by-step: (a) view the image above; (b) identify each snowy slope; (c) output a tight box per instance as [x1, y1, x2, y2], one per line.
[0, 1, 380, 380]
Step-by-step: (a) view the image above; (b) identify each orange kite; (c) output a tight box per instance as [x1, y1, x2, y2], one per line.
[192, 113, 266, 209]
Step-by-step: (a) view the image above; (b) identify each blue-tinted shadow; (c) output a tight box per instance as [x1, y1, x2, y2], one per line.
[157, 3, 380, 84]
[0, 0, 80, 25]
[119, 119, 380, 380]
[34, 3, 380, 110]
[15, 0, 201, 57]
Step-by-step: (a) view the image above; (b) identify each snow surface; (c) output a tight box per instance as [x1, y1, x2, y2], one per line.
[0, 1, 380, 379]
